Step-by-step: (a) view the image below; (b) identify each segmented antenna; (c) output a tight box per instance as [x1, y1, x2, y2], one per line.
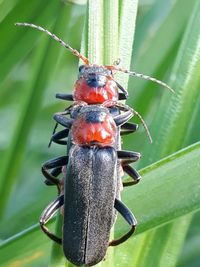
[113, 58, 121, 66]
[116, 102, 153, 143]
[15, 22, 89, 65]
[132, 108, 152, 143]
[106, 66, 174, 93]
[103, 101, 152, 143]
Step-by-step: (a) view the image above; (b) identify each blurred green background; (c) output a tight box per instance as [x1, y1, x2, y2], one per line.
[0, 0, 200, 266]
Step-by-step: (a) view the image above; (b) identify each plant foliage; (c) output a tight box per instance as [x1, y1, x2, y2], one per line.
[0, 0, 200, 266]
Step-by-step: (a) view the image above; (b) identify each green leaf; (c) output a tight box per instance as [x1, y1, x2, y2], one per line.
[122, 1, 200, 266]
[119, 142, 200, 235]
[0, 0, 61, 83]
[0, 0, 199, 266]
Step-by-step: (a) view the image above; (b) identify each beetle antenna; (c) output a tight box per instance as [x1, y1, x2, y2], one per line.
[108, 101, 153, 143]
[106, 66, 174, 93]
[15, 22, 89, 65]
[113, 58, 121, 66]
[132, 108, 152, 143]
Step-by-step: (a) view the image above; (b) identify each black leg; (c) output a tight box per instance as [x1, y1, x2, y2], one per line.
[119, 93, 127, 100]
[117, 150, 141, 163]
[108, 105, 138, 134]
[117, 150, 141, 186]
[51, 167, 63, 176]
[42, 156, 68, 192]
[40, 195, 64, 244]
[53, 114, 73, 128]
[49, 107, 71, 147]
[114, 109, 133, 126]
[122, 165, 141, 186]
[109, 199, 137, 246]
[49, 128, 69, 146]
[121, 122, 139, 135]
[115, 81, 128, 99]
[56, 93, 73, 101]
[44, 167, 62, 186]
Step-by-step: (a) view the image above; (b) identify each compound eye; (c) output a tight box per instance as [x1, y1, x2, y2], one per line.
[79, 65, 85, 74]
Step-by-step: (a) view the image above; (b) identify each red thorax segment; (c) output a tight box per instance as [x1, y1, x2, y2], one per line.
[73, 77, 118, 104]
[71, 113, 117, 147]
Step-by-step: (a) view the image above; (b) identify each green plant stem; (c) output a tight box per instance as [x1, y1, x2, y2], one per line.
[61, 1, 138, 266]
[117, 0, 138, 87]
[88, 0, 104, 64]
[103, 0, 119, 65]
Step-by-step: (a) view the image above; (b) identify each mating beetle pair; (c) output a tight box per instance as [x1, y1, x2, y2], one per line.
[41, 63, 142, 266]
[15, 22, 173, 266]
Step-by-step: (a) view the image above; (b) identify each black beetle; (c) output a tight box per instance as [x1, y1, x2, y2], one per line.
[40, 104, 141, 266]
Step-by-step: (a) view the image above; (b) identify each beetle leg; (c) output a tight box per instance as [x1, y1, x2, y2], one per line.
[115, 81, 128, 99]
[53, 114, 73, 128]
[113, 109, 133, 126]
[42, 156, 68, 193]
[40, 194, 64, 245]
[56, 93, 73, 101]
[108, 106, 138, 134]
[121, 122, 138, 135]
[44, 167, 62, 186]
[48, 106, 72, 147]
[117, 150, 141, 162]
[118, 150, 141, 186]
[109, 199, 137, 246]
[49, 128, 69, 146]
[122, 165, 141, 186]
[119, 93, 127, 100]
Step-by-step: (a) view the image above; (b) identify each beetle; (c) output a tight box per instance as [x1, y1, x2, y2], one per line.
[15, 23, 173, 103]
[15, 22, 174, 265]
[40, 103, 141, 266]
